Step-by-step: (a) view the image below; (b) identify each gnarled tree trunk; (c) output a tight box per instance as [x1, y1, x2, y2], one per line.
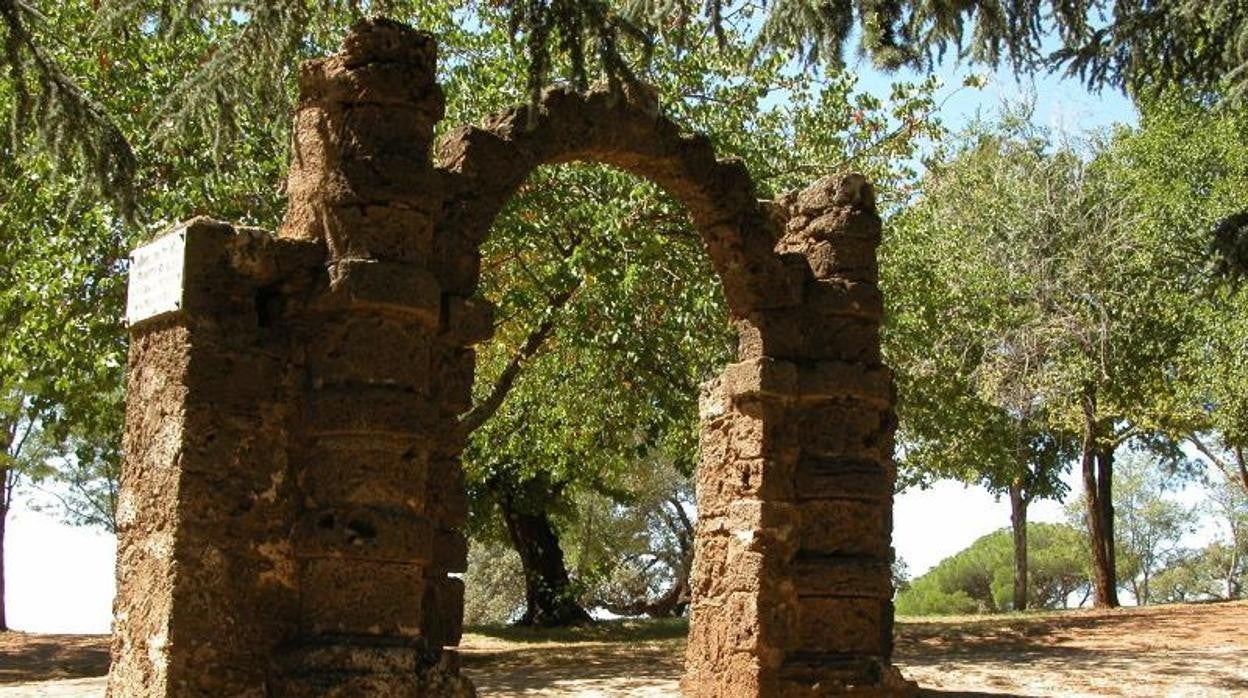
[494, 478, 592, 627]
[597, 496, 694, 619]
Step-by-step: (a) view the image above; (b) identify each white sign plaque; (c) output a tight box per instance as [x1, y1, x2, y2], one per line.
[126, 228, 187, 325]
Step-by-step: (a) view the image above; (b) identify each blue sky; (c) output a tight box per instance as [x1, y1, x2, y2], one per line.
[850, 42, 1138, 137]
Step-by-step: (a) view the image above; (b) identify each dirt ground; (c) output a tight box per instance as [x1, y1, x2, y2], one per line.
[2, 600, 1245, 696]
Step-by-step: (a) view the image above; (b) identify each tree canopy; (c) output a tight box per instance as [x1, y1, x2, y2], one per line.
[896, 523, 1091, 616]
[7, 0, 1248, 216]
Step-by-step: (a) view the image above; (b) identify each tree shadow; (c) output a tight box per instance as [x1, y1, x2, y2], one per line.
[0, 632, 110, 684]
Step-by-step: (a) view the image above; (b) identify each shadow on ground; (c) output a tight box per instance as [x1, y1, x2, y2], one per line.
[2, 601, 1246, 696]
[0, 634, 109, 684]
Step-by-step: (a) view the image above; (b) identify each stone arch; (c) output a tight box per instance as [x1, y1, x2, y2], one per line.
[107, 17, 914, 698]
[433, 86, 795, 316]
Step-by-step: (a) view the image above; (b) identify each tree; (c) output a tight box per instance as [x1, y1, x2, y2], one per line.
[571, 460, 696, 619]
[895, 523, 1091, 616]
[885, 104, 1086, 612]
[13, 0, 1248, 284]
[1151, 543, 1245, 603]
[886, 106, 1195, 608]
[1111, 451, 1197, 605]
[462, 541, 527, 625]
[1198, 468, 1248, 599]
[1099, 93, 1248, 496]
[0, 393, 56, 630]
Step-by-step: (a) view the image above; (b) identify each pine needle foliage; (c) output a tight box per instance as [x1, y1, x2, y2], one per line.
[1, 0, 136, 219]
[94, 0, 351, 160]
[503, 1, 653, 107]
[7, 0, 1248, 222]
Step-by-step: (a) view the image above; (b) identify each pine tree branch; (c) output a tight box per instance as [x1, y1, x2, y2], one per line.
[1, 0, 137, 217]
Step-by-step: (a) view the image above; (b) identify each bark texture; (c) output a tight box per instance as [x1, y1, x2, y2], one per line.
[1081, 387, 1120, 609]
[494, 479, 592, 627]
[0, 497, 7, 632]
[1009, 481, 1028, 612]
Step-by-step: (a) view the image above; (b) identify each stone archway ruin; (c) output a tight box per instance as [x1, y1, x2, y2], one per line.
[109, 18, 914, 698]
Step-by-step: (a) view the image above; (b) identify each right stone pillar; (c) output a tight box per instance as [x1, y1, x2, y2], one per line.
[684, 175, 915, 697]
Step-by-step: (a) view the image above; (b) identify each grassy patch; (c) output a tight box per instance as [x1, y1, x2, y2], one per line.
[464, 616, 688, 644]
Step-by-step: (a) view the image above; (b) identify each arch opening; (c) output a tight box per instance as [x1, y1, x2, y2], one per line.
[456, 158, 735, 634]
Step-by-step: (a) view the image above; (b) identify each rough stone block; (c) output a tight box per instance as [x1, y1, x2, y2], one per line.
[793, 174, 877, 217]
[779, 653, 893, 694]
[697, 456, 796, 516]
[299, 558, 425, 636]
[801, 239, 879, 282]
[425, 458, 468, 527]
[802, 279, 883, 320]
[299, 437, 428, 510]
[160, 220, 274, 324]
[737, 311, 881, 363]
[422, 576, 465, 647]
[792, 555, 892, 599]
[430, 529, 468, 573]
[432, 345, 475, 415]
[325, 260, 441, 326]
[304, 386, 437, 437]
[681, 650, 773, 698]
[794, 456, 889, 502]
[339, 103, 438, 162]
[796, 361, 892, 405]
[689, 534, 730, 601]
[686, 593, 761, 655]
[441, 295, 495, 346]
[724, 499, 801, 540]
[699, 377, 726, 421]
[795, 401, 887, 460]
[799, 207, 882, 243]
[286, 135, 444, 212]
[798, 500, 890, 558]
[691, 530, 793, 600]
[722, 358, 798, 399]
[797, 597, 890, 656]
[294, 506, 433, 563]
[318, 204, 435, 264]
[276, 639, 475, 697]
[184, 349, 285, 412]
[726, 398, 799, 461]
[307, 316, 434, 391]
[699, 415, 730, 472]
[431, 228, 483, 296]
[298, 52, 441, 107]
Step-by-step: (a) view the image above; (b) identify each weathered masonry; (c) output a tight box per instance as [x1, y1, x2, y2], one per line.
[109, 18, 915, 698]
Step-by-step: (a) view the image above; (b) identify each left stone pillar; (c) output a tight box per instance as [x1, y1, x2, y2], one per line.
[275, 18, 474, 697]
[110, 219, 312, 696]
[111, 19, 474, 698]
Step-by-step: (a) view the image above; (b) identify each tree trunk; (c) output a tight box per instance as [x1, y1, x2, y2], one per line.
[1081, 386, 1119, 608]
[598, 496, 694, 619]
[0, 413, 18, 634]
[1009, 480, 1029, 612]
[495, 484, 592, 627]
[1228, 546, 1241, 600]
[1236, 445, 1248, 498]
[0, 491, 7, 632]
